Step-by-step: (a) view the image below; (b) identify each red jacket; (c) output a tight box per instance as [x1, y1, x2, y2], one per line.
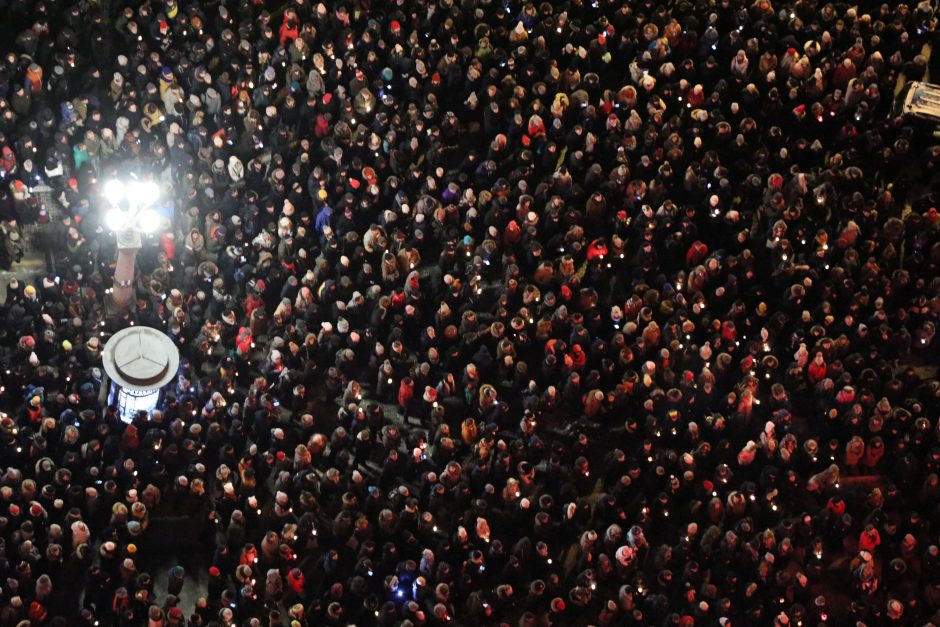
[287, 568, 305, 593]
[527, 119, 546, 139]
[807, 358, 827, 384]
[279, 21, 299, 46]
[398, 380, 414, 407]
[568, 346, 587, 370]
[586, 240, 608, 261]
[686, 241, 709, 267]
[162, 233, 176, 260]
[721, 322, 736, 342]
[315, 114, 329, 137]
[503, 220, 522, 247]
[244, 294, 264, 320]
[826, 497, 846, 516]
[236, 327, 253, 357]
[240, 546, 258, 566]
[859, 529, 881, 552]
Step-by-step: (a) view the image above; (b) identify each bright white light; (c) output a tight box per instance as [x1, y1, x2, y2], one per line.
[142, 181, 160, 203]
[104, 180, 125, 205]
[138, 208, 161, 233]
[106, 209, 127, 232]
[127, 180, 158, 206]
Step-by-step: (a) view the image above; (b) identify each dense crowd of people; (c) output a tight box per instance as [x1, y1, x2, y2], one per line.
[0, 0, 939, 625]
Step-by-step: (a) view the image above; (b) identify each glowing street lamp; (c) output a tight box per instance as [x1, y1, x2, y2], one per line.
[104, 179, 162, 310]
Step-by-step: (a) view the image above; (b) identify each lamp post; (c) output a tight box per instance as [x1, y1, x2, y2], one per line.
[103, 325, 180, 423]
[103, 179, 161, 310]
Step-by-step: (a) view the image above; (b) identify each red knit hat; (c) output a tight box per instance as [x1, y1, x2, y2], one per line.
[288, 568, 305, 592]
[827, 497, 845, 516]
